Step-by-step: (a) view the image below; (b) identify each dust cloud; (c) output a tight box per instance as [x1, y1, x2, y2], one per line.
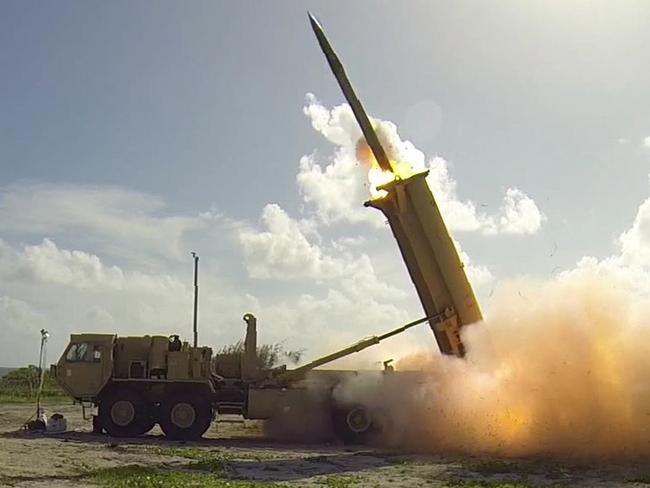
[334, 274, 650, 460]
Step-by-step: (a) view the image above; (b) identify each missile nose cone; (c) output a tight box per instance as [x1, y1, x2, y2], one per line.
[307, 12, 322, 31]
[307, 12, 330, 55]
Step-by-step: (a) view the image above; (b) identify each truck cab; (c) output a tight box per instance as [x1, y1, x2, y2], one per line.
[55, 334, 115, 400]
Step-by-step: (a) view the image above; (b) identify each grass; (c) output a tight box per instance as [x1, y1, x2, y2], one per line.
[149, 446, 286, 465]
[319, 474, 362, 488]
[0, 393, 69, 404]
[87, 465, 293, 488]
[142, 447, 365, 488]
[445, 483, 567, 488]
[149, 447, 232, 475]
[86, 448, 296, 488]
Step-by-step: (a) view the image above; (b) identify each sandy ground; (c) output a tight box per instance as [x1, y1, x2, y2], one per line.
[0, 401, 649, 488]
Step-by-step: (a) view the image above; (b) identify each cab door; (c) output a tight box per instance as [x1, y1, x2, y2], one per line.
[57, 335, 115, 399]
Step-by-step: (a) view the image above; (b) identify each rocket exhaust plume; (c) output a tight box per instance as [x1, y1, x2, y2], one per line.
[310, 14, 650, 460]
[334, 274, 650, 460]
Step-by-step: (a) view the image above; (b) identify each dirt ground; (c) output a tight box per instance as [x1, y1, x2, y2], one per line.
[0, 401, 648, 488]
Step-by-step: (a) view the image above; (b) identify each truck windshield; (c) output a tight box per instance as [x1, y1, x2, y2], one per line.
[66, 343, 90, 362]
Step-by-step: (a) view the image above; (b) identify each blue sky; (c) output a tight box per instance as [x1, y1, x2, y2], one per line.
[2, 1, 650, 366]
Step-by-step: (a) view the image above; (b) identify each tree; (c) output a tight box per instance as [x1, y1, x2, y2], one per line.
[215, 342, 303, 371]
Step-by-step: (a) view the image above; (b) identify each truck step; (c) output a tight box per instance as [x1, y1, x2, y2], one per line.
[216, 402, 245, 415]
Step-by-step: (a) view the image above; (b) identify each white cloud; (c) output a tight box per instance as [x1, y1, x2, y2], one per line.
[0, 183, 202, 261]
[498, 188, 547, 235]
[0, 237, 261, 364]
[452, 238, 495, 289]
[0, 93, 500, 367]
[425, 157, 497, 234]
[562, 180, 650, 297]
[23, 238, 126, 289]
[0, 296, 47, 366]
[238, 203, 343, 280]
[2, 238, 189, 299]
[643, 136, 650, 148]
[0, 234, 419, 368]
[0, 180, 418, 367]
[237, 203, 407, 301]
[0, 296, 45, 334]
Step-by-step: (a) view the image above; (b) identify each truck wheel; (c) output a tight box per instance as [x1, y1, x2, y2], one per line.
[333, 405, 374, 444]
[159, 394, 213, 440]
[99, 389, 152, 437]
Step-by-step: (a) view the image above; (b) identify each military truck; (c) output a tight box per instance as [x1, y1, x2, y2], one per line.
[54, 15, 484, 442]
[54, 314, 435, 441]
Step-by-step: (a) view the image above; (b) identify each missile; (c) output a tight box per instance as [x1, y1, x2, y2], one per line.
[308, 12, 394, 173]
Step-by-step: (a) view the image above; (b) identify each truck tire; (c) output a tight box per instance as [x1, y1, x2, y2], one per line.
[333, 404, 374, 444]
[99, 388, 152, 437]
[159, 393, 213, 440]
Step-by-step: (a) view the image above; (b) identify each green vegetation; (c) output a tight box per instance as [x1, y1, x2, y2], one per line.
[150, 446, 283, 463]
[87, 465, 293, 488]
[135, 448, 365, 488]
[85, 448, 296, 488]
[445, 483, 566, 488]
[0, 365, 68, 402]
[149, 447, 232, 475]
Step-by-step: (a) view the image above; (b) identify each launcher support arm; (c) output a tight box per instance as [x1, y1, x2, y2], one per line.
[277, 315, 439, 383]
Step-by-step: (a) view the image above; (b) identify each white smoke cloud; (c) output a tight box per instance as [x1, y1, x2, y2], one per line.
[297, 153, 382, 226]
[300, 95, 545, 236]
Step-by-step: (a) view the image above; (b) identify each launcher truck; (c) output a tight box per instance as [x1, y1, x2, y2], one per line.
[53, 14, 483, 442]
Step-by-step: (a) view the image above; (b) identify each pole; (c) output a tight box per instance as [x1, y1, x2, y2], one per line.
[36, 329, 49, 420]
[191, 252, 199, 347]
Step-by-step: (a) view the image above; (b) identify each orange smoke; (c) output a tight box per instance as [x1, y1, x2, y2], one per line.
[335, 274, 650, 460]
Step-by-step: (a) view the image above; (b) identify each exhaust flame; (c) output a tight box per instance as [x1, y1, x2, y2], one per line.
[334, 274, 650, 460]
[355, 137, 415, 198]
